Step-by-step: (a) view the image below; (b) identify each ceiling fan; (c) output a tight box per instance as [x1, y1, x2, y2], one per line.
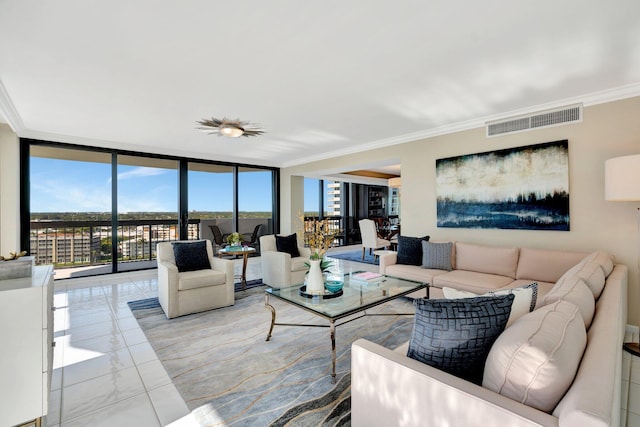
[196, 117, 265, 138]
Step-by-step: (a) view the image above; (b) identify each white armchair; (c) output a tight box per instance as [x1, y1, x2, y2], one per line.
[358, 219, 390, 260]
[259, 234, 311, 288]
[157, 240, 235, 319]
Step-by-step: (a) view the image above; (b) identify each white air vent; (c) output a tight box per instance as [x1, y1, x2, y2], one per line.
[486, 104, 582, 137]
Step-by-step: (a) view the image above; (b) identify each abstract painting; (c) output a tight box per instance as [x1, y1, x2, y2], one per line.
[436, 140, 569, 230]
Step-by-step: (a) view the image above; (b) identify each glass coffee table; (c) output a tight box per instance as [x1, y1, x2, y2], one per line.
[264, 272, 428, 382]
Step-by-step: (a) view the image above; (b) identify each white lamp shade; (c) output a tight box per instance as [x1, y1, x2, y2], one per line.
[605, 154, 640, 201]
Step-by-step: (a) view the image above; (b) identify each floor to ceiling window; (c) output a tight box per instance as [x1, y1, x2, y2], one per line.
[29, 145, 113, 279]
[23, 139, 278, 278]
[188, 162, 234, 253]
[238, 167, 275, 248]
[117, 155, 179, 271]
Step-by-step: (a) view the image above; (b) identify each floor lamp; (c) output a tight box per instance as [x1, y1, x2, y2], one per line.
[605, 154, 640, 357]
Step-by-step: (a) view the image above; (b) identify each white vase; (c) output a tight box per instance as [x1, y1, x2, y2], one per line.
[306, 259, 325, 294]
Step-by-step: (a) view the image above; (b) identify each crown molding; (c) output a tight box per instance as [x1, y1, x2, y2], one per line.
[0, 79, 25, 132]
[281, 82, 640, 168]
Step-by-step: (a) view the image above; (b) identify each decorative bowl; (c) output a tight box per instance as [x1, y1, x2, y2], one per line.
[324, 280, 344, 293]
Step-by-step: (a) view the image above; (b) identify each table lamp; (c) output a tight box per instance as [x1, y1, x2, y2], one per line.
[605, 154, 640, 357]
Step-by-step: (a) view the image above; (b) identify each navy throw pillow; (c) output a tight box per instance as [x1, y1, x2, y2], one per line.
[397, 235, 430, 266]
[407, 294, 514, 385]
[275, 234, 300, 257]
[172, 241, 210, 272]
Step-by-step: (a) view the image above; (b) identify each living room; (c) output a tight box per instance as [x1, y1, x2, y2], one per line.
[1, 2, 640, 426]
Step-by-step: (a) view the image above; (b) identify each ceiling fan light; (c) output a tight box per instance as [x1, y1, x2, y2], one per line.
[219, 124, 244, 137]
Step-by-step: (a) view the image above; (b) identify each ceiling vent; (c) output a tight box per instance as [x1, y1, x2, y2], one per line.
[486, 104, 582, 137]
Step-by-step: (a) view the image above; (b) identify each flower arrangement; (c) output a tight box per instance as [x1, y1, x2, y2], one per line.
[298, 213, 341, 261]
[226, 232, 243, 246]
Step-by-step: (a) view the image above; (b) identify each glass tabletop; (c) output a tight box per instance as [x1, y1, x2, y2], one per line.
[219, 246, 256, 254]
[266, 271, 427, 321]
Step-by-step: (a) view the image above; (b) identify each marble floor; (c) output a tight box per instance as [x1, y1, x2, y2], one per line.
[46, 249, 640, 426]
[47, 249, 376, 426]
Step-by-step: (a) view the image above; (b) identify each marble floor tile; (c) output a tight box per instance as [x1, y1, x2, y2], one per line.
[62, 392, 161, 427]
[61, 366, 146, 422]
[137, 359, 173, 391]
[148, 383, 191, 426]
[63, 347, 134, 387]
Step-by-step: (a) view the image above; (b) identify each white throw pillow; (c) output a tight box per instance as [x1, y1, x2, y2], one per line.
[542, 276, 594, 328]
[556, 260, 605, 299]
[483, 300, 587, 413]
[584, 251, 614, 277]
[442, 282, 537, 327]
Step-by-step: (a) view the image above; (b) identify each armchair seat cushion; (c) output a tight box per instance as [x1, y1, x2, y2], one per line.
[178, 269, 227, 291]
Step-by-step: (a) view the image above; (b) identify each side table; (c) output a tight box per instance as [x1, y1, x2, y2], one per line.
[218, 246, 256, 290]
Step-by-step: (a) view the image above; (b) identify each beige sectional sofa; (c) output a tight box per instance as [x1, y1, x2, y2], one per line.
[352, 241, 628, 426]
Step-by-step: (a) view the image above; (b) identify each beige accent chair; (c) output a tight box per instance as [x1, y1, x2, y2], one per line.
[358, 219, 390, 260]
[157, 240, 235, 319]
[259, 234, 311, 288]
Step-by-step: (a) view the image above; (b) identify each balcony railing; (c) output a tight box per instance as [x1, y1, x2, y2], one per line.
[29, 219, 200, 271]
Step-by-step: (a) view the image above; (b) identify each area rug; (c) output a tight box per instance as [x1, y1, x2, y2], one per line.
[128, 289, 414, 426]
[327, 250, 378, 265]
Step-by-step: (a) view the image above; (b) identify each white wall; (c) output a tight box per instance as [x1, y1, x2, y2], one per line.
[282, 96, 640, 325]
[0, 124, 20, 255]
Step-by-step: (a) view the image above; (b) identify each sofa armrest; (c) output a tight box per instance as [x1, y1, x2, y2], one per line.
[298, 246, 311, 258]
[157, 261, 179, 318]
[210, 256, 235, 292]
[351, 339, 558, 427]
[261, 250, 293, 287]
[378, 251, 398, 274]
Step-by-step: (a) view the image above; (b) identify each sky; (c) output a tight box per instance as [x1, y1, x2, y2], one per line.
[30, 157, 332, 213]
[30, 157, 275, 213]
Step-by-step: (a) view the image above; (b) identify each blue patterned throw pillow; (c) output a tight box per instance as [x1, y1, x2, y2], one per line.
[397, 235, 430, 266]
[421, 241, 453, 270]
[407, 294, 514, 385]
[172, 241, 211, 272]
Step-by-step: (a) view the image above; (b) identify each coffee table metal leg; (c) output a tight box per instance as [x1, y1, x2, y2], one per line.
[265, 294, 276, 341]
[330, 320, 336, 383]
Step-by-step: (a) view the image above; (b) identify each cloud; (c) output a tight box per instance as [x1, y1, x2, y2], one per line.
[117, 167, 169, 181]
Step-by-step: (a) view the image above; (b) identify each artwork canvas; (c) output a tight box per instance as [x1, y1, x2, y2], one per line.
[436, 140, 569, 230]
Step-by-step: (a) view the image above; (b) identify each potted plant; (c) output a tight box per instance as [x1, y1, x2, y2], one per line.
[226, 232, 243, 247]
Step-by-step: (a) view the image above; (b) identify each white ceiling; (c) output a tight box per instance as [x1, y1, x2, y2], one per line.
[1, 1, 639, 171]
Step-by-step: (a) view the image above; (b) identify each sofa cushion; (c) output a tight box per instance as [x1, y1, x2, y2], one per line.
[433, 270, 514, 294]
[515, 247, 587, 283]
[407, 294, 514, 385]
[455, 242, 519, 278]
[585, 251, 614, 277]
[483, 300, 587, 413]
[385, 264, 449, 285]
[275, 233, 300, 257]
[542, 276, 595, 328]
[178, 268, 227, 291]
[442, 282, 538, 327]
[397, 235, 430, 266]
[421, 241, 453, 271]
[172, 241, 211, 272]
